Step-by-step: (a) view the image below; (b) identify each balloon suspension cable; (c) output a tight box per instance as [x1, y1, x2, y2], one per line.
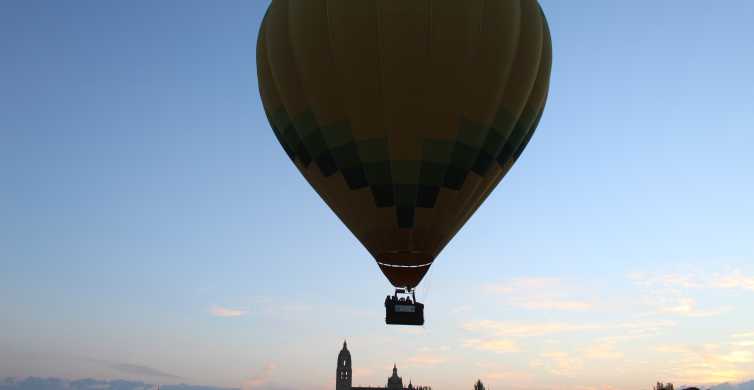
[394, 287, 417, 297]
[397, 287, 418, 303]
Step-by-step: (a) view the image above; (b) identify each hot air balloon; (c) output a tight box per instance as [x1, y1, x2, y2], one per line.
[257, 0, 552, 325]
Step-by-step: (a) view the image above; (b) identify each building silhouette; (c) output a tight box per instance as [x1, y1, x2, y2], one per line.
[654, 382, 704, 390]
[337, 341, 352, 389]
[336, 341, 431, 390]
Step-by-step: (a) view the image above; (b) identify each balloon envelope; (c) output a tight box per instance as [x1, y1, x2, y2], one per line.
[257, 0, 552, 288]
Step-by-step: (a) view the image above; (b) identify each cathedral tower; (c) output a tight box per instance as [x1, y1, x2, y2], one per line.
[387, 364, 403, 389]
[336, 341, 352, 390]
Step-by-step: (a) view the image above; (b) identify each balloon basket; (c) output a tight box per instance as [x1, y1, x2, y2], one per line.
[384, 288, 424, 326]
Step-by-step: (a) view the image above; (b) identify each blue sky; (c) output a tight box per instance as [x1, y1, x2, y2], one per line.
[2, 1, 754, 389]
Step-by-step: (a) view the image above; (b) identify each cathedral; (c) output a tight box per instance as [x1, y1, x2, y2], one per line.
[336, 341, 431, 390]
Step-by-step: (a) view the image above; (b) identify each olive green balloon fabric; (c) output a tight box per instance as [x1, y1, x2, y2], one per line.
[257, 0, 552, 288]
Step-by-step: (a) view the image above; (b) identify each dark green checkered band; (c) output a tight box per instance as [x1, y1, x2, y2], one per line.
[266, 107, 543, 228]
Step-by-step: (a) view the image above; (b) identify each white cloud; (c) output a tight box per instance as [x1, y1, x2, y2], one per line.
[532, 351, 583, 376]
[242, 363, 277, 390]
[617, 319, 677, 338]
[210, 305, 247, 318]
[484, 277, 561, 293]
[484, 277, 594, 312]
[711, 271, 754, 291]
[654, 338, 753, 385]
[630, 270, 736, 318]
[512, 298, 593, 311]
[583, 340, 624, 360]
[463, 320, 603, 337]
[482, 369, 533, 383]
[406, 353, 447, 366]
[731, 331, 754, 347]
[721, 350, 754, 364]
[630, 269, 754, 292]
[731, 340, 754, 347]
[405, 346, 452, 365]
[463, 338, 520, 353]
[654, 296, 731, 318]
[628, 272, 702, 288]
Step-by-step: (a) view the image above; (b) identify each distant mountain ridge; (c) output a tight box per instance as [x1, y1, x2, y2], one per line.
[709, 381, 754, 390]
[0, 378, 238, 390]
[3, 377, 754, 390]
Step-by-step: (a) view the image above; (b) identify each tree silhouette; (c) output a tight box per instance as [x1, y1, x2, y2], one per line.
[655, 382, 675, 390]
